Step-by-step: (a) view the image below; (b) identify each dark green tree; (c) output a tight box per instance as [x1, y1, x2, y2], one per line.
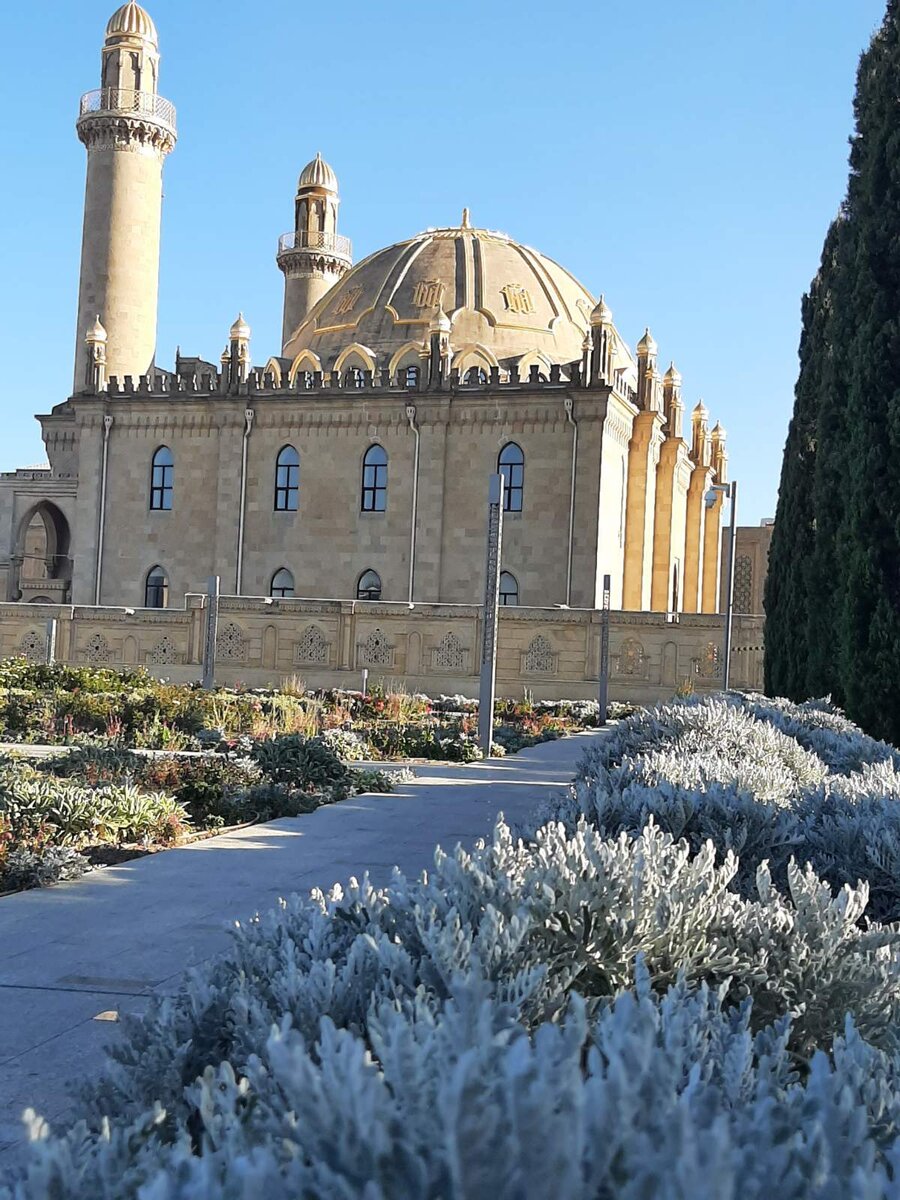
[832, 1, 900, 740]
[764, 221, 845, 699]
[767, 1, 900, 740]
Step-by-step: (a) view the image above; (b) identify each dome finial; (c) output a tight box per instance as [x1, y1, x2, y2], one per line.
[590, 294, 613, 326]
[637, 327, 658, 356]
[298, 153, 338, 193]
[461, 208, 471, 229]
[230, 312, 251, 341]
[430, 304, 452, 334]
[105, 2, 158, 46]
[85, 315, 108, 344]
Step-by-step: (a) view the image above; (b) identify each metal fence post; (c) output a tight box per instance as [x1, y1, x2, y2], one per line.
[45, 619, 58, 666]
[201, 575, 220, 690]
[478, 473, 505, 756]
[598, 573, 610, 725]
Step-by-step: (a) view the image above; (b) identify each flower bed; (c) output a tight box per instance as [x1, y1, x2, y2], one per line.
[0, 660, 623, 761]
[6, 694, 900, 1195]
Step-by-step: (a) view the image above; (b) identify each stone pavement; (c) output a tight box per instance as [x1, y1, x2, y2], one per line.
[0, 732, 602, 1156]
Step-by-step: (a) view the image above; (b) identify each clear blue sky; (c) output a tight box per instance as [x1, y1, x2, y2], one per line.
[0, 0, 885, 524]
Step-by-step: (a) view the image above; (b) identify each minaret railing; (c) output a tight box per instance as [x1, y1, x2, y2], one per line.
[78, 88, 176, 129]
[277, 230, 352, 259]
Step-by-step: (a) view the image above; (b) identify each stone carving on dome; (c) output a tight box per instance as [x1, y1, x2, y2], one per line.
[521, 634, 556, 674]
[294, 624, 329, 666]
[358, 627, 394, 669]
[412, 280, 445, 309]
[82, 633, 113, 664]
[216, 622, 247, 662]
[18, 630, 44, 663]
[501, 284, 536, 315]
[432, 632, 467, 673]
[334, 286, 364, 317]
[614, 637, 648, 679]
[147, 635, 181, 666]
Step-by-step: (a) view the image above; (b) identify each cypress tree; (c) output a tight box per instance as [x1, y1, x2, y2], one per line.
[764, 222, 844, 699]
[767, 1, 900, 740]
[832, 2, 900, 740]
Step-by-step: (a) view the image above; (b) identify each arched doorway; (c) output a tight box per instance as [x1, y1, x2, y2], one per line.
[14, 502, 72, 603]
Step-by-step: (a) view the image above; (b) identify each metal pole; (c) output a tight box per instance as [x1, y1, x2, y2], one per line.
[361, 667, 369, 697]
[202, 575, 220, 690]
[45, 619, 58, 666]
[722, 480, 738, 691]
[478, 473, 505, 756]
[598, 573, 610, 725]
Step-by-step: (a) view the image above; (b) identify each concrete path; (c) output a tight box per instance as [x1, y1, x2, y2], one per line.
[0, 732, 601, 1155]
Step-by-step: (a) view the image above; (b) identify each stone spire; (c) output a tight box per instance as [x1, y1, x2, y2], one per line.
[277, 152, 353, 353]
[72, 3, 176, 392]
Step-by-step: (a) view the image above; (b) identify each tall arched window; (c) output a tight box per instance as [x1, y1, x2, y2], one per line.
[498, 442, 524, 512]
[144, 565, 169, 608]
[150, 446, 173, 511]
[361, 445, 388, 512]
[405, 365, 419, 388]
[357, 569, 382, 600]
[499, 571, 519, 606]
[274, 445, 300, 511]
[271, 567, 295, 598]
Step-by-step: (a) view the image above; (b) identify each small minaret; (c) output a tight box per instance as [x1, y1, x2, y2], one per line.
[84, 317, 109, 393]
[636, 328, 662, 412]
[428, 306, 452, 387]
[73, 3, 176, 391]
[224, 314, 251, 391]
[589, 296, 614, 385]
[691, 400, 711, 465]
[710, 421, 728, 481]
[663, 362, 684, 439]
[277, 153, 353, 351]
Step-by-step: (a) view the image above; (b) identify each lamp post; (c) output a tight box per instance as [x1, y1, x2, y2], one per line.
[706, 480, 738, 692]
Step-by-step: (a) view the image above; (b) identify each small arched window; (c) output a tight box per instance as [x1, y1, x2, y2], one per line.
[405, 365, 419, 388]
[357, 569, 382, 601]
[345, 366, 365, 389]
[464, 366, 488, 385]
[498, 442, 525, 512]
[271, 567, 295, 598]
[361, 444, 388, 512]
[150, 446, 174, 511]
[274, 445, 300, 511]
[499, 571, 519, 606]
[145, 565, 169, 609]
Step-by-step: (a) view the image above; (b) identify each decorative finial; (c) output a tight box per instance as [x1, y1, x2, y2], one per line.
[430, 305, 452, 334]
[461, 208, 471, 229]
[230, 312, 251, 341]
[85, 315, 108, 344]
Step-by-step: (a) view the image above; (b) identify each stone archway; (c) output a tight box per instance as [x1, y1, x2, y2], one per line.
[14, 502, 72, 603]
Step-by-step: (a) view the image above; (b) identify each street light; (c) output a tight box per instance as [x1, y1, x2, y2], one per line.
[706, 479, 738, 692]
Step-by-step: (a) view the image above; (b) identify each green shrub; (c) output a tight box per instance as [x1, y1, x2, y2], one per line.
[250, 734, 351, 795]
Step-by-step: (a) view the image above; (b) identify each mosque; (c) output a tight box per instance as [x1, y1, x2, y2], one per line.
[0, 3, 766, 699]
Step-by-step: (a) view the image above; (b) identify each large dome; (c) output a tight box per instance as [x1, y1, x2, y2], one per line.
[283, 217, 601, 372]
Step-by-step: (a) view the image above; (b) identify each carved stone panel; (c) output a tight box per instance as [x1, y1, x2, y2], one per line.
[521, 634, 557, 674]
[358, 627, 394, 669]
[216, 622, 247, 663]
[432, 631, 468, 673]
[294, 624, 330, 666]
[18, 630, 44, 663]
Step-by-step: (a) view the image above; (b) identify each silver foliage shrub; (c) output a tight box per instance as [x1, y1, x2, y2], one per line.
[6, 693, 900, 1195]
[545, 694, 900, 923]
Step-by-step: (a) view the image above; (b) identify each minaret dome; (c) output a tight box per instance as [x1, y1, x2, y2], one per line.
[105, 3, 158, 45]
[298, 152, 338, 193]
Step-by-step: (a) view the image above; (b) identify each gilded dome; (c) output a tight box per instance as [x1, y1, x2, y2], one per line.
[105, 2, 158, 44]
[298, 152, 338, 193]
[284, 220, 629, 373]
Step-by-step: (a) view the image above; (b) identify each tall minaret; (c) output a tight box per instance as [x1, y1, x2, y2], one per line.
[73, 3, 176, 391]
[277, 153, 352, 352]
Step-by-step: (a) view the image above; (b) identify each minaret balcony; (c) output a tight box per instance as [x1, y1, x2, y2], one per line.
[78, 88, 177, 135]
[277, 229, 352, 266]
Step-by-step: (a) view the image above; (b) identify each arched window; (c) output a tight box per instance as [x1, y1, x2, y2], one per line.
[144, 565, 169, 609]
[405, 365, 419, 388]
[357, 569, 382, 601]
[271, 567, 295, 598]
[464, 366, 488, 385]
[345, 366, 365, 389]
[498, 442, 525, 512]
[499, 571, 519, 606]
[361, 444, 388, 512]
[274, 445, 300, 511]
[150, 446, 173, 511]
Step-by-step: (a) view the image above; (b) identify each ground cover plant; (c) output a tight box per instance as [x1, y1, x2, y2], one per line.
[0, 660, 612, 760]
[5, 693, 900, 1196]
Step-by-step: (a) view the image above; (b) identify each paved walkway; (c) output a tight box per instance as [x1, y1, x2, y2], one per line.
[0, 732, 601, 1154]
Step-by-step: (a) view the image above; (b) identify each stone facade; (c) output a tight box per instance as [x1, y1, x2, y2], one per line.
[0, 596, 765, 703]
[0, 3, 763, 673]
